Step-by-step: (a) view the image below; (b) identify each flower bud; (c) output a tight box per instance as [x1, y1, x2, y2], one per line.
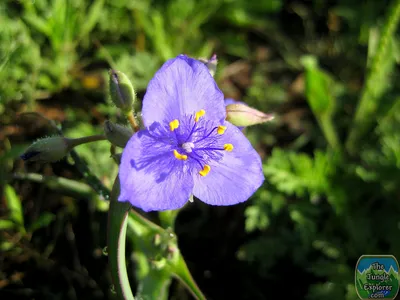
[109, 70, 136, 113]
[20, 136, 70, 163]
[104, 120, 133, 148]
[199, 54, 217, 77]
[226, 103, 275, 127]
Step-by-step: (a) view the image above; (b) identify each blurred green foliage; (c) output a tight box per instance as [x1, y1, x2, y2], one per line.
[2, 0, 400, 299]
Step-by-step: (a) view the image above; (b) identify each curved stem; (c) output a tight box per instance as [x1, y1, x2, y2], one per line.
[108, 178, 135, 300]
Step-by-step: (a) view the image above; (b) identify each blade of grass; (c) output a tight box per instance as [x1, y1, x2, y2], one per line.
[78, 0, 105, 41]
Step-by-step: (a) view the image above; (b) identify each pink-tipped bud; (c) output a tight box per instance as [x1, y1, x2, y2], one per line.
[226, 103, 275, 127]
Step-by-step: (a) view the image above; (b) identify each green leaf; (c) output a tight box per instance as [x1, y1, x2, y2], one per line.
[124, 192, 206, 300]
[301, 55, 341, 149]
[301, 55, 336, 116]
[4, 184, 25, 233]
[170, 253, 206, 300]
[29, 212, 56, 232]
[126, 209, 173, 300]
[263, 149, 308, 197]
[136, 268, 171, 300]
[0, 219, 16, 230]
[151, 12, 174, 61]
[79, 0, 105, 40]
[23, 14, 52, 37]
[312, 240, 340, 259]
[51, 0, 67, 45]
[159, 209, 180, 230]
[0, 241, 15, 251]
[263, 148, 339, 205]
[244, 206, 270, 232]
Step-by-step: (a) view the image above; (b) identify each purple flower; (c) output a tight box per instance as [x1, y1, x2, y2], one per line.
[118, 55, 264, 212]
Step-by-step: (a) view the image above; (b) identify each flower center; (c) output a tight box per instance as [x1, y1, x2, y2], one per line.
[168, 109, 234, 177]
[182, 142, 195, 153]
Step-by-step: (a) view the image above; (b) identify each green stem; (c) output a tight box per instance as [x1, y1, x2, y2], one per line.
[107, 107, 141, 299]
[345, 0, 400, 155]
[127, 209, 206, 300]
[108, 177, 135, 300]
[12, 172, 95, 197]
[65, 133, 110, 199]
[125, 212, 173, 300]
[68, 134, 106, 148]
[20, 112, 111, 198]
[158, 210, 180, 230]
[69, 147, 111, 200]
[136, 269, 171, 300]
[318, 115, 340, 151]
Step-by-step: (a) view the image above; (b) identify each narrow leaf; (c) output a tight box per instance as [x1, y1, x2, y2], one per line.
[23, 14, 52, 37]
[171, 254, 206, 300]
[29, 212, 56, 232]
[301, 55, 335, 116]
[301, 55, 340, 150]
[79, 0, 105, 40]
[0, 220, 16, 230]
[4, 184, 25, 233]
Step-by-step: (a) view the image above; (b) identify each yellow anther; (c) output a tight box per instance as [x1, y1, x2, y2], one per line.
[169, 119, 180, 131]
[173, 149, 187, 161]
[195, 109, 206, 122]
[199, 164, 211, 177]
[224, 144, 234, 152]
[217, 125, 226, 135]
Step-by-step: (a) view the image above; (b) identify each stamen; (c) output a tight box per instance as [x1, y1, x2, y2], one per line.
[173, 149, 187, 160]
[217, 125, 226, 135]
[224, 144, 234, 152]
[199, 164, 211, 176]
[195, 109, 206, 122]
[169, 119, 180, 131]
